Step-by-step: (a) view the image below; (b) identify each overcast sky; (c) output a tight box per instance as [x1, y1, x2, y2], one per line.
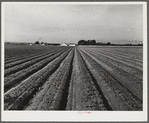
[4, 3, 143, 44]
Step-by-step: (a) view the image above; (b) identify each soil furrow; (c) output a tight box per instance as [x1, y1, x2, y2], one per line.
[83, 47, 143, 61]
[78, 47, 142, 110]
[5, 49, 63, 69]
[5, 48, 51, 63]
[4, 45, 143, 111]
[77, 48, 112, 110]
[87, 48, 143, 66]
[4, 48, 69, 77]
[80, 48, 142, 101]
[4, 49, 70, 92]
[25, 48, 74, 110]
[5, 52, 49, 67]
[5, 46, 65, 63]
[58, 50, 74, 110]
[85, 49, 142, 71]
[84, 49, 143, 81]
[67, 47, 111, 110]
[4, 49, 71, 110]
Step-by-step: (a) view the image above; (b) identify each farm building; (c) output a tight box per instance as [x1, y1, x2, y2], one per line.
[68, 43, 76, 46]
[60, 43, 68, 46]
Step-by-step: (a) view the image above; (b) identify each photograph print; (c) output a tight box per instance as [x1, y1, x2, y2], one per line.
[1, 1, 147, 122]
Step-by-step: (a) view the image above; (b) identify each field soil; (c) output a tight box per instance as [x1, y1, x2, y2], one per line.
[4, 44, 143, 111]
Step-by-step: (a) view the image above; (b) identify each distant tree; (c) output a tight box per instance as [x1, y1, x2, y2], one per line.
[89, 40, 96, 45]
[87, 40, 91, 45]
[45, 42, 48, 45]
[78, 40, 87, 45]
[41, 42, 45, 44]
[78, 39, 96, 45]
[35, 41, 40, 44]
[92, 40, 96, 44]
[107, 42, 111, 45]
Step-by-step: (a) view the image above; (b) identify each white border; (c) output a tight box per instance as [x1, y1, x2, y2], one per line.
[1, 2, 147, 122]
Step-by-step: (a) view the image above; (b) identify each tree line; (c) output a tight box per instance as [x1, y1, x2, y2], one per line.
[78, 40, 111, 45]
[35, 41, 60, 46]
[77, 40, 143, 46]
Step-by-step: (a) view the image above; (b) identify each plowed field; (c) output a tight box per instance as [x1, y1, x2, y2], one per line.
[4, 45, 143, 111]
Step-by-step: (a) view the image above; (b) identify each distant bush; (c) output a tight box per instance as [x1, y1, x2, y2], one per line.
[41, 42, 45, 44]
[107, 42, 111, 45]
[78, 40, 86, 45]
[35, 41, 40, 44]
[78, 40, 96, 45]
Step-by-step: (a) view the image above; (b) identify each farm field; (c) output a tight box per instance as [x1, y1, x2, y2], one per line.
[4, 44, 143, 111]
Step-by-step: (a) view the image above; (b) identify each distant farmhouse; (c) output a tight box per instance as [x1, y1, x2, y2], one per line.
[60, 42, 68, 46]
[68, 43, 76, 46]
[60, 43, 76, 46]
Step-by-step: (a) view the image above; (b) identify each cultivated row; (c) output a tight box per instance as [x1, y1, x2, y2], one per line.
[4, 46, 142, 111]
[4, 48, 70, 92]
[4, 48, 73, 110]
[78, 47, 142, 110]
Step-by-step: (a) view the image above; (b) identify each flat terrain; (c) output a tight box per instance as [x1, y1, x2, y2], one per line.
[4, 44, 143, 110]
